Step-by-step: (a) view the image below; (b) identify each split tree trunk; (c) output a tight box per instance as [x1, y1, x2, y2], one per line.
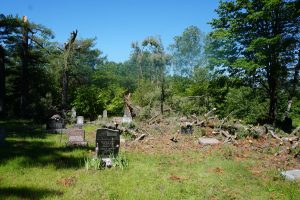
[61, 30, 77, 117]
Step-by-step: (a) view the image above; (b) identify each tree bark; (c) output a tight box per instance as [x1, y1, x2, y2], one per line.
[0, 45, 5, 117]
[62, 30, 77, 117]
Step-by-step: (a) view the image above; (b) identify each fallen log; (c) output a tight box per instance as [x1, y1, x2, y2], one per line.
[269, 130, 283, 141]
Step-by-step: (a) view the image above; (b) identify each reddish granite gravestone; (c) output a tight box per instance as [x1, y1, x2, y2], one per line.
[66, 128, 87, 146]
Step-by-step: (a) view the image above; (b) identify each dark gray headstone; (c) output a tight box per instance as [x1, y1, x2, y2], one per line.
[47, 114, 65, 130]
[96, 128, 120, 158]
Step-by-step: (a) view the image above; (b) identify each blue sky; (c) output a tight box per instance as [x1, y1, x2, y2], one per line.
[1, 0, 219, 62]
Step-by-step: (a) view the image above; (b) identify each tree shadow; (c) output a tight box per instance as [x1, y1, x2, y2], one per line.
[0, 186, 63, 199]
[0, 120, 95, 169]
[0, 121, 47, 139]
[0, 139, 94, 169]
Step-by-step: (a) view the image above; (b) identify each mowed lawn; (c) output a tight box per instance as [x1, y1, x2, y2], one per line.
[0, 122, 299, 200]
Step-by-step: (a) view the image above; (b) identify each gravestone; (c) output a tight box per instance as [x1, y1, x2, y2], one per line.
[66, 128, 87, 146]
[180, 122, 193, 134]
[96, 128, 120, 158]
[47, 114, 65, 133]
[112, 117, 122, 125]
[71, 107, 76, 119]
[103, 110, 108, 119]
[73, 116, 84, 129]
[122, 116, 132, 124]
[77, 116, 84, 125]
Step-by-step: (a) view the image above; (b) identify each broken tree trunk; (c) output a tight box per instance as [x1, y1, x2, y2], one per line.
[62, 30, 77, 118]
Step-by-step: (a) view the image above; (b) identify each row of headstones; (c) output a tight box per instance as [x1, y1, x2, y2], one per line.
[66, 127, 120, 158]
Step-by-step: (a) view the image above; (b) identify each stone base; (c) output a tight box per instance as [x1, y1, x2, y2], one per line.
[199, 137, 220, 145]
[281, 170, 300, 181]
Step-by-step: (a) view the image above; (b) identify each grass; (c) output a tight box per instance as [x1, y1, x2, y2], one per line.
[0, 121, 299, 199]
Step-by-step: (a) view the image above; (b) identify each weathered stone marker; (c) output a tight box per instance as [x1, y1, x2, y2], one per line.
[46, 114, 65, 133]
[199, 137, 220, 145]
[103, 110, 108, 119]
[66, 128, 87, 146]
[96, 128, 120, 158]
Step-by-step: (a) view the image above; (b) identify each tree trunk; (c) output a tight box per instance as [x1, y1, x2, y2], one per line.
[160, 73, 165, 115]
[61, 30, 77, 117]
[20, 21, 29, 118]
[61, 69, 68, 117]
[0, 45, 5, 117]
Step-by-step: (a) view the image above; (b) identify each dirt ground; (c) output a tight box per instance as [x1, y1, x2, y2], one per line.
[121, 121, 300, 172]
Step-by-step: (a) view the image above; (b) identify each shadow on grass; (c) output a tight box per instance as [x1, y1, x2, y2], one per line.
[0, 186, 63, 199]
[0, 121, 95, 169]
[0, 121, 46, 139]
[0, 140, 94, 169]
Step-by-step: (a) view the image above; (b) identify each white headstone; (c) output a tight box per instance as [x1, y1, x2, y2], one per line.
[77, 116, 84, 125]
[71, 107, 76, 119]
[103, 110, 108, 118]
[122, 116, 132, 124]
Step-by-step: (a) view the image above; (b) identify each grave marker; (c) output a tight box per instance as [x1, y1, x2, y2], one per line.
[96, 128, 120, 158]
[103, 110, 108, 119]
[66, 128, 87, 146]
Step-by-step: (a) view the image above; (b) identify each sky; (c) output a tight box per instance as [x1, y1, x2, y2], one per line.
[1, 0, 219, 62]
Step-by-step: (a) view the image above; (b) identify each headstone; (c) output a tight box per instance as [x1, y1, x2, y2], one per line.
[66, 128, 87, 146]
[76, 116, 84, 125]
[281, 170, 300, 181]
[180, 122, 193, 134]
[96, 128, 120, 158]
[112, 117, 122, 125]
[103, 110, 108, 119]
[199, 137, 220, 145]
[71, 107, 76, 119]
[47, 114, 65, 132]
[122, 116, 132, 124]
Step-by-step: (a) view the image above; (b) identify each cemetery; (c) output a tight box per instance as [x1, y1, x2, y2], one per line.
[1, 0, 300, 199]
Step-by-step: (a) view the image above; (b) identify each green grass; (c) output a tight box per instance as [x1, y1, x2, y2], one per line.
[0, 121, 299, 199]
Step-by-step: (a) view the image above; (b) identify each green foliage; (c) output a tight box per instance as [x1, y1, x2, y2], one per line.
[72, 85, 104, 119]
[84, 157, 104, 170]
[169, 26, 206, 76]
[208, 0, 300, 122]
[224, 87, 268, 124]
[110, 153, 129, 170]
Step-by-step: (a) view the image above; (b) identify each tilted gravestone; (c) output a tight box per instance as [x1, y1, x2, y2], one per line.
[66, 128, 87, 146]
[96, 128, 120, 158]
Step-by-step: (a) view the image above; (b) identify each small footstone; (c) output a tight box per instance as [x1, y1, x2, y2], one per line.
[281, 170, 300, 181]
[199, 137, 220, 145]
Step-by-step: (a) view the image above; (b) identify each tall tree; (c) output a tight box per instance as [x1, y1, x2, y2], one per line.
[169, 26, 206, 77]
[209, 0, 300, 123]
[0, 14, 19, 117]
